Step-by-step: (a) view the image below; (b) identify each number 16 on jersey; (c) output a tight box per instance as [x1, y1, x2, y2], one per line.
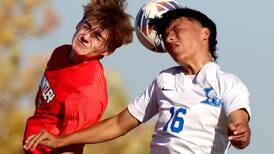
[163, 107, 187, 133]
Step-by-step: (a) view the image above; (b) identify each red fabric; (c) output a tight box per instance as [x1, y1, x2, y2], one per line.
[23, 45, 108, 154]
[24, 145, 52, 154]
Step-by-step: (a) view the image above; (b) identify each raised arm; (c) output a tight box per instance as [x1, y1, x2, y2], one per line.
[228, 108, 251, 149]
[24, 108, 140, 151]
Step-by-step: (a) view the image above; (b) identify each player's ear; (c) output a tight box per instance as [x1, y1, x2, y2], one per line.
[201, 27, 210, 41]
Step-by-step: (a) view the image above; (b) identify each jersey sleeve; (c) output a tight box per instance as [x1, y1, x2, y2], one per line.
[221, 74, 251, 117]
[128, 78, 159, 123]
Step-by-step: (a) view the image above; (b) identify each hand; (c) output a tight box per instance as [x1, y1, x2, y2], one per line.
[24, 130, 62, 151]
[228, 122, 251, 149]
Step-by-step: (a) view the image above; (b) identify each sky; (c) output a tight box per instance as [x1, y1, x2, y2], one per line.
[23, 0, 274, 153]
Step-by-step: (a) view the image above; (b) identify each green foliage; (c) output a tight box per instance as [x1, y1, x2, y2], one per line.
[0, 0, 154, 153]
[0, 0, 58, 153]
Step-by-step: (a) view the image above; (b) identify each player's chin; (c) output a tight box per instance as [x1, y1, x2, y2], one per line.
[72, 45, 88, 56]
[231, 141, 249, 149]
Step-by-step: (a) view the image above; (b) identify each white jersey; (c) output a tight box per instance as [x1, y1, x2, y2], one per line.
[128, 62, 251, 154]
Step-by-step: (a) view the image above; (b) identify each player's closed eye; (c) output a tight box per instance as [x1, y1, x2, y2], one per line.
[82, 24, 89, 30]
[79, 21, 93, 32]
[173, 27, 184, 34]
[81, 22, 104, 41]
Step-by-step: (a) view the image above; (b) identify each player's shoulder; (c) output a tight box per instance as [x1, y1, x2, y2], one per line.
[158, 66, 182, 76]
[201, 62, 241, 82]
[215, 66, 248, 92]
[51, 44, 71, 56]
[217, 68, 243, 85]
[153, 66, 182, 85]
[47, 44, 71, 69]
[48, 44, 71, 61]
[198, 62, 246, 88]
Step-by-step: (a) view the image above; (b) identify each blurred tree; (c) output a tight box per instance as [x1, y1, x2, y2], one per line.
[0, 0, 58, 153]
[0, 0, 154, 153]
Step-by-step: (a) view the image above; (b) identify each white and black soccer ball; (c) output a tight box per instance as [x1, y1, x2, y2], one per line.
[135, 0, 182, 53]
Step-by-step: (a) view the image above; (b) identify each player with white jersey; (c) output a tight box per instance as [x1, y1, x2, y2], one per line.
[128, 62, 250, 154]
[24, 7, 251, 154]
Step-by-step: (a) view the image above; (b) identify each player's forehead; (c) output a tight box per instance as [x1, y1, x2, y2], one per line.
[80, 19, 101, 29]
[81, 20, 109, 34]
[165, 17, 200, 31]
[169, 17, 192, 27]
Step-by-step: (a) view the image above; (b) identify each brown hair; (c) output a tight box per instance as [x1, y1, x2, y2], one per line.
[81, 0, 133, 51]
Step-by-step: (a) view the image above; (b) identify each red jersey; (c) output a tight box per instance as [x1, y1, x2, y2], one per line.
[23, 45, 108, 154]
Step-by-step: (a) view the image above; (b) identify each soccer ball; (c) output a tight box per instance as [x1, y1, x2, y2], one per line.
[135, 0, 182, 53]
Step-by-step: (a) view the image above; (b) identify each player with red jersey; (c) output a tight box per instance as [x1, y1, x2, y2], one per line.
[23, 0, 133, 153]
[24, 45, 108, 153]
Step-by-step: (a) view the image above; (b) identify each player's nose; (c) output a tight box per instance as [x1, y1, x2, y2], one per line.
[80, 34, 89, 44]
[165, 31, 176, 44]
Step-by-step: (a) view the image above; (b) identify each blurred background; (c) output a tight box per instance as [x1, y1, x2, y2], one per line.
[0, 0, 273, 153]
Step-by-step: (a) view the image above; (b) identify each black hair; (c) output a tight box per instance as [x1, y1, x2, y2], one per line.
[150, 7, 218, 61]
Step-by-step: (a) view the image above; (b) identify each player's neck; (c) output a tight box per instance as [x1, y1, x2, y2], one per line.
[68, 49, 100, 64]
[68, 49, 84, 64]
[181, 59, 212, 75]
